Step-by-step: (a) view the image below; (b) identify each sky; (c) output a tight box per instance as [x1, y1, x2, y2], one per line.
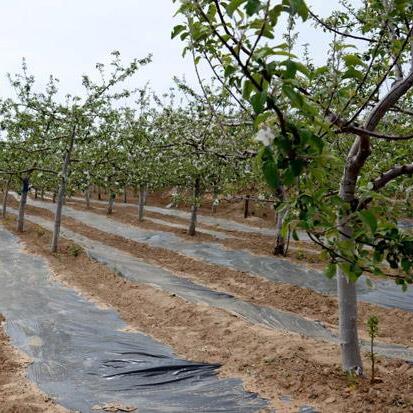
[0, 0, 353, 100]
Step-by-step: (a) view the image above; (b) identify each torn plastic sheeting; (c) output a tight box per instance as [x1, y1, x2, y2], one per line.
[0, 228, 268, 413]
[20, 197, 413, 314]
[12, 210, 413, 364]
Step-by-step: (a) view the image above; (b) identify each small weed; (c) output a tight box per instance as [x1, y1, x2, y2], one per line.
[68, 243, 83, 257]
[345, 370, 359, 390]
[35, 227, 45, 238]
[367, 315, 379, 384]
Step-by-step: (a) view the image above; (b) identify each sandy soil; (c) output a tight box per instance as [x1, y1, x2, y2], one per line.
[66, 198, 324, 265]
[15, 199, 413, 348]
[0, 314, 68, 413]
[3, 216, 413, 412]
[78, 189, 277, 226]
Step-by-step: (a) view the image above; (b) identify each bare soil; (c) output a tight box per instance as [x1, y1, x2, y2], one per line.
[66, 197, 324, 266]
[3, 216, 413, 412]
[0, 314, 67, 413]
[18, 199, 412, 348]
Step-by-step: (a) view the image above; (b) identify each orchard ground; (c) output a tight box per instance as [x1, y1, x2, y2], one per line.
[0, 190, 413, 412]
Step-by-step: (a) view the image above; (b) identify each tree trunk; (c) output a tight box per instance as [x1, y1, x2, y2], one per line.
[138, 185, 146, 222]
[188, 178, 201, 236]
[85, 186, 91, 208]
[107, 193, 115, 215]
[52, 191, 56, 203]
[337, 155, 363, 373]
[34, 188, 38, 199]
[16, 176, 29, 233]
[51, 126, 75, 253]
[40, 189, 44, 200]
[2, 176, 11, 218]
[337, 266, 362, 373]
[272, 187, 287, 256]
[273, 209, 287, 256]
[243, 195, 250, 219]
[123, 187, 127, 203]
[98, 187, 102, 200]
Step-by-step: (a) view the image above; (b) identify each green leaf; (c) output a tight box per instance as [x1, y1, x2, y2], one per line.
[250, 91, 267, 114]
[227, 0, 247, 16]
[254, 112, 272, 128]
[282, 84, 304, 108]
[342, 67, 364, 81]
[246, 0, 260, 15]
[286, 0, 309, 21]
[171, 25, 186, 39]
[285, 60, 297, 79]
[325, 263, 337, 279]
[359, 210, 377, 234]
[242, 79, 254, 100]
[224, 65, 237, 78]
[343, 54, 364, 67]
[401, 257, 411, 273]
[259, 146, 280, 189]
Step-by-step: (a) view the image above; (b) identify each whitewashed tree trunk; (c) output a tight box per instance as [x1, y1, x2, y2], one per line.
[337, 265, 362, 372]
[16, 176, 29, 232]
[138, 185, 146, 222]
[188, 178, 201, 236]
[2, 176, 11, 218]
[337, 140, 365, 373]
[107, 193, 115, 215]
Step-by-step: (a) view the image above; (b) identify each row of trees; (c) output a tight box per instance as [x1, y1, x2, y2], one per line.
[0, 54, 269, 247]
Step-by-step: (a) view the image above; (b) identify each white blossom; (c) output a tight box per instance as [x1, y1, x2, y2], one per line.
[255, 126, 275, 147]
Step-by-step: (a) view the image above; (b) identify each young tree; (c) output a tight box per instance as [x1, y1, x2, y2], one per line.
[174, 0, 413, 373]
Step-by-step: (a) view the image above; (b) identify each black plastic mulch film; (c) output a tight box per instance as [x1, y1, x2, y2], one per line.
[0, 229, 269, 412]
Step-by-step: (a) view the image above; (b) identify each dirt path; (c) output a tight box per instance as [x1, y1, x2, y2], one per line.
[3, 215, 413, 412]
